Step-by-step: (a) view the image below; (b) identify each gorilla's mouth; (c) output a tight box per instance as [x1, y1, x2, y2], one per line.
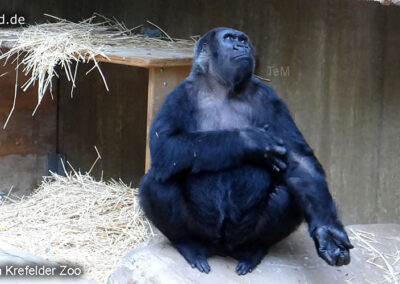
[232, 53, 250, 60]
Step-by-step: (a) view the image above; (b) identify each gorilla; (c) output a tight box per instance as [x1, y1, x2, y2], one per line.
[139, 27, 353, 275]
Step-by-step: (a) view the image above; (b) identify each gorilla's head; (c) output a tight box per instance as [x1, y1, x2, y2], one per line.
[192, 28, 255, 88]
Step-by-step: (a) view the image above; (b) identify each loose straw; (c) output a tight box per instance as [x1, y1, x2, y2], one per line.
[0, 160, 153, 283]
[0, 14, 194, 128]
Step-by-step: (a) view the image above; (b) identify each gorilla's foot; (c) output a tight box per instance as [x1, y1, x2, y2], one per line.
[235, 247, 267, 275]
[173, 241, 211, 274]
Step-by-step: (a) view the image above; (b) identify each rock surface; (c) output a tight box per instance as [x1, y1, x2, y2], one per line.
[109, 224, 400, 284]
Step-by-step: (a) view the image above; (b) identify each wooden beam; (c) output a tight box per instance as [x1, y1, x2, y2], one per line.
[1, 42, 193, 68]
[145, 66, 192, 171]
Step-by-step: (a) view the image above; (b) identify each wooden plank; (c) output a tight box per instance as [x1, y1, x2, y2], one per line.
[58, 62, 148, 186]
[1, 41, 193, 68]
[145, 66, 192, 171]
[95, 54, 192, 68]
[0, 57, 57, 196]
[0, 58, 57, 156]
[95, 46, 193, 68]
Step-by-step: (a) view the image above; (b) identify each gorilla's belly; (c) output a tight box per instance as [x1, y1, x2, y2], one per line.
[184, 165, 273, 237]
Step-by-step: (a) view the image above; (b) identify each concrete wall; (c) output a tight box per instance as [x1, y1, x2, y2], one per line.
[1, 0, 399, 224]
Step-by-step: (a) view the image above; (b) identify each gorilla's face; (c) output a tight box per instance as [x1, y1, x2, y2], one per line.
[211, 28, 255, 86]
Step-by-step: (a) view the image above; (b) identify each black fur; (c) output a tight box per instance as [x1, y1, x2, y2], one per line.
[139, 28, 353, 275]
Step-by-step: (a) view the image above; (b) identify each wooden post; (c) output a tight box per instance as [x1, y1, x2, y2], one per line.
[146, 66, 192, 171]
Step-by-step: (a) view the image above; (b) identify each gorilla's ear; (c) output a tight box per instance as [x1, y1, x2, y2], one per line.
[192, 41, 210, 75]
[194, 40, 209, 57]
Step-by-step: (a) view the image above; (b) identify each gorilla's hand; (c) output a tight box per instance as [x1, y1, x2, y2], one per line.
[312, 224, 353, 266]
[240, 127, 287, 172]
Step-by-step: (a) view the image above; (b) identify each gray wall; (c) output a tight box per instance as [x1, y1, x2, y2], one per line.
[1, 0, 399, 224]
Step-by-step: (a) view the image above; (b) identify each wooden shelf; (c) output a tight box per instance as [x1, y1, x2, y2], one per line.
[0, 40, 193, 173]
[97, 45, 193, 68]
[1, 41, 194, 68]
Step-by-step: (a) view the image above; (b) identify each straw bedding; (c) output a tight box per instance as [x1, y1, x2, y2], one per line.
[0, 165, 153, 283]
[0, 14, 194, 127]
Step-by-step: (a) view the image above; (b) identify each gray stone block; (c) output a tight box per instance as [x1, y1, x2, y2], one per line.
[108, 224, 400, 284]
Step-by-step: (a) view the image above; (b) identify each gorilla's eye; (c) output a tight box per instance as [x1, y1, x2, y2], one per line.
[238, 36, 247, 43]
[224, 34, 234, 41]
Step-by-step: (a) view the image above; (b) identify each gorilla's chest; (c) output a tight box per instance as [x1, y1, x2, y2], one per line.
[195, 92, 253, 131]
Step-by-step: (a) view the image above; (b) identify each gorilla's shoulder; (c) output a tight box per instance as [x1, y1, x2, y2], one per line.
[251, 77, 284, 104]
[163, 79, 194, 105]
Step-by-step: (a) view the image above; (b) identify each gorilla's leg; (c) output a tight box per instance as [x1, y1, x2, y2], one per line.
[228, 184, 302, 275]
[173, 241, 211, 273]
[139, 174, 212, 273]
[233, 246, 267, 275]
[258, 185, 303, 246]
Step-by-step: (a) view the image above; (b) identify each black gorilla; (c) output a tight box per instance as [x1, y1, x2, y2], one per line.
[140, 27, 353, 275]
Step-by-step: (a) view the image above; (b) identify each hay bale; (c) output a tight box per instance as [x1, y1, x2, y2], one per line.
[0, 168, 153, 283]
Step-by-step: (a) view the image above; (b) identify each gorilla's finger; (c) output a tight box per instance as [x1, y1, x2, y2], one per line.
[338, 249, 350, 266]
[331, 248, 341, 266]
[338, 236, 354, 249]
[273, 136, 284, 145]
[319, 248, 335, 265]
[272, 145, 286, 155]
[343, 250, 351, 265]
[340, 241, 354, 250]
[273, 158, 287, 170]
[272, 165, 280, 172]
[335, 251, 345, 266]
[329, 228, 354, 249]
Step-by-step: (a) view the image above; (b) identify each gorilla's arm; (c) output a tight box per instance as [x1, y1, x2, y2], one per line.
[149, 83, 282, 182]
[150, 125, 244, 182]
[271, 97, 337, 231]
[262, 84, 353, 264]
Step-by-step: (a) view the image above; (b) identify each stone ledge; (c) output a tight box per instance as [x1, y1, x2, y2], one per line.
[108, 224, 400, 284]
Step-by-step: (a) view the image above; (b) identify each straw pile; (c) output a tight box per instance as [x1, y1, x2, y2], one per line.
[0, 14, 194, 127]
[0, 165, 153, 283]
[349, 228, 400, 283]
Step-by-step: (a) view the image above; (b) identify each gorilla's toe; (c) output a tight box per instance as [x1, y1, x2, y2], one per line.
[235, 261, 255, 275]
[194, 258, 211, 273]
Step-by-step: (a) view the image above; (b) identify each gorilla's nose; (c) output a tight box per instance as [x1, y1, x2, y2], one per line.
[234, 43, 249, 51]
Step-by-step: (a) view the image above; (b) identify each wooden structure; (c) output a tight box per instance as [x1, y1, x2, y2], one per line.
[93, 45, 193, 170]
[0, 43, 193, 196]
